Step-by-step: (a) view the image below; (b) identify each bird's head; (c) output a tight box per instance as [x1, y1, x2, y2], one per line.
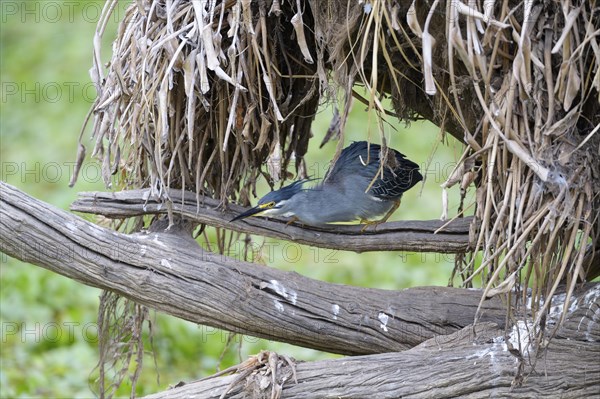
[231, 179, 311, 222]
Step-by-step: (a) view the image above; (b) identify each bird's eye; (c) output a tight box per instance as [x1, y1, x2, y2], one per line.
[260, 201, 276, 209]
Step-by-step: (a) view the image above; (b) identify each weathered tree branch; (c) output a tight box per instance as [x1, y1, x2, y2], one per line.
[1, 181, 497, 355]
[144, 318, 600, 399]
[70, 189, 474, 253]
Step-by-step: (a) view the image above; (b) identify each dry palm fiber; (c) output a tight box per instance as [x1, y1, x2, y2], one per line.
[77, 0, 321, 208]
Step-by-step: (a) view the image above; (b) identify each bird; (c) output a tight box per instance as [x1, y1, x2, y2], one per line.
[231, 141, 422, 228]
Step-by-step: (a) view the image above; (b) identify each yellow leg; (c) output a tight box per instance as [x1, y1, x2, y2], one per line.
[360, 200, 401, 232]
[360, 219, 377, 232]
[380, 199, 401, 223]
[286, 216, 299, 226]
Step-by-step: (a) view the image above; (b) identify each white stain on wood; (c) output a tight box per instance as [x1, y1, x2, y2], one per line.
[332, 304, 340, 320]
[268, 279, 297, 305]
[274, 300, 284, 313]
[378, 312, 389, 332]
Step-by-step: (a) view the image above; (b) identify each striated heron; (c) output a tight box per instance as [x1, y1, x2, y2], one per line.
[232, 141, 422, 227]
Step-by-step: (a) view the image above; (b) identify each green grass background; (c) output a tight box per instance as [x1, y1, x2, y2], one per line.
[0, 2, 467, 397]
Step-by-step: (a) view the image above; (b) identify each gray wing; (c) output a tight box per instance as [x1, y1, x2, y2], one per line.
[323, 141, 380, 184]
[324, 141, 422, 201]
[370, 150, 422, 200]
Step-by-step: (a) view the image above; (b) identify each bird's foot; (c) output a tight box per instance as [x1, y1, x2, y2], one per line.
[360, 219, 382, 233]
[360, 200, 400, 232]
[285, 216, 299, 227]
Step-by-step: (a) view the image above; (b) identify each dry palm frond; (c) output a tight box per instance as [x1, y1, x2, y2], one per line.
[435, 0, 600, 352]
[78, 0, 321, 208]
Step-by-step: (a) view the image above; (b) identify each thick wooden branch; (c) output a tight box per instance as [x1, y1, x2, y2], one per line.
[70, 189, 473, 253]
[1, 182, 497, 355]
[144, 318, 600, 399]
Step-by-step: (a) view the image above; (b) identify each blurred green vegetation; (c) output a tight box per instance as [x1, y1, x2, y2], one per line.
[0, 1, 467, 397]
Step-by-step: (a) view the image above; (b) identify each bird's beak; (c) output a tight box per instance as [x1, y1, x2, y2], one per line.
[231, 206, 265, 222]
